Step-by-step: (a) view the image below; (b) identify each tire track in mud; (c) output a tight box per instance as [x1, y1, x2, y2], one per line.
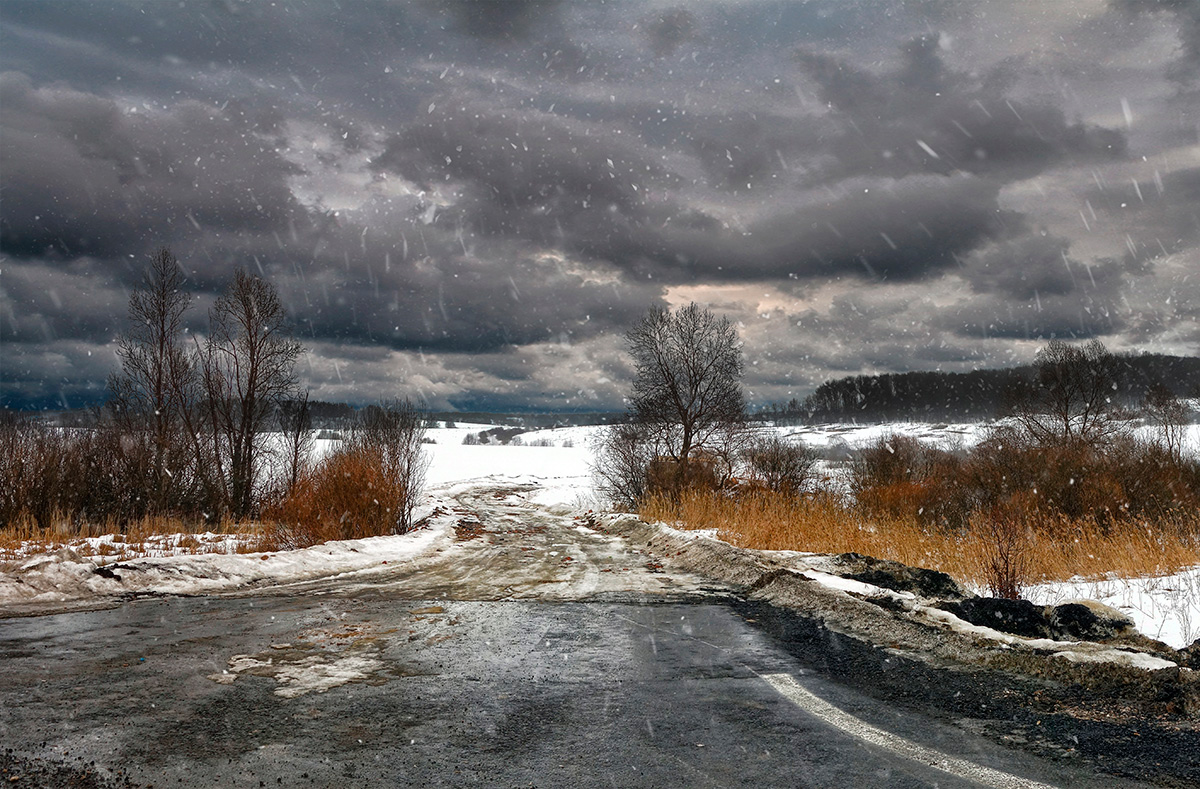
[266, 481, 725, 604]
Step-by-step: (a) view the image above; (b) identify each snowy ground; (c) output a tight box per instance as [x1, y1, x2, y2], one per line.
[1026, 570, 1200, 652]
[2, 420, 1197, 649]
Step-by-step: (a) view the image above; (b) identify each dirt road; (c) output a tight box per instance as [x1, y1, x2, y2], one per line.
[0, 482, 1189, 787]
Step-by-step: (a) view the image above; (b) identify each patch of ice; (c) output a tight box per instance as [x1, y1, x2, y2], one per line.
[800, 568, 915, 600]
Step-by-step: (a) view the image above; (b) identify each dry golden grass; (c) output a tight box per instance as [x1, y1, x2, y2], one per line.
[0, 511, 257, 560]
[643, 490, 1200, 591]
[260, 445, 409, 550]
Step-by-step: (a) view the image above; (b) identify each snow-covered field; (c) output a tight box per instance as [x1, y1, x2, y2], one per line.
[2, 420, 1198, 649]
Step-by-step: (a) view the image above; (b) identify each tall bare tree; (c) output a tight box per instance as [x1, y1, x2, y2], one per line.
[595, 303, 748, 500]
[1010, 339, 1121, 446]
[199, 269, 302, 519]
[626, 303, 746, 464]
[107, 248, 195, 513]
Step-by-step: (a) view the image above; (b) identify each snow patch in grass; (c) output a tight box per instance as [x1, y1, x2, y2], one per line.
[1026, 568, 1200, 650]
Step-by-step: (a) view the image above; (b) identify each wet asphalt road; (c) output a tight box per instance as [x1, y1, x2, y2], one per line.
[0, 485, 1174, 787]
[0, 594, 1141, 789]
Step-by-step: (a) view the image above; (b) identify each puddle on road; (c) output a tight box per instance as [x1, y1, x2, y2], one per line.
[216, 651, 385, 699]
[208, 611, 455, 697]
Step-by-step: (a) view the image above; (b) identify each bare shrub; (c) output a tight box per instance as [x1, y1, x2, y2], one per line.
[1105, 435, 1200, 518]
[851, 434, 937, 491]
[0, 420, 138, 529]
[276, 393, 314, 496]
[263, 445, 411, 546]
[1144, 382, 1189, 462]
[645, 450, 725, 498]
[349, 399, 429, 533]
[974, 494, 1035, 599]
[592, 423, 656, 510]
[264, 400, 427, 547]
[849, 435, 969, 527]
[743, 434, 819, 495]
[0, 415, 42, 527]
[965, 426, 1200, 522]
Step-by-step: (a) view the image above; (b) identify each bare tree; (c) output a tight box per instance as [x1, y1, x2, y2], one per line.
[1010, 339, 1121, 446]
[277, 392, 314, 495]
[626, 303, 747, 476]
[198, 269, 303, 519]
[107, 248, 195, 513]
[1143, 382, 1188, 462]
[744, 433, 820, 495]
[592, 423, 656, 510]
[594, 303, 747, 504]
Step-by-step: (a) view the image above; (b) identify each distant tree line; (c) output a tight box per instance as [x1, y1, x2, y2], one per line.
[762, 350, 1200, 424]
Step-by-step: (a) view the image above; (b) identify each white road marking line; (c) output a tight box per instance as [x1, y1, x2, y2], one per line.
[760, 673, 1058, 789]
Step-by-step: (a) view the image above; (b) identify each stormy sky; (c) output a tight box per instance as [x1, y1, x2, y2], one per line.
[2, 0, 1197, 412]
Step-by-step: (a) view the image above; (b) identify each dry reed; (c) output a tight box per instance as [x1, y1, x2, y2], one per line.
[642, 490, 1200, 591]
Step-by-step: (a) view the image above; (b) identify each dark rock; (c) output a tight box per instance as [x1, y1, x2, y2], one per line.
[1048, 601, 1135, 642]
[93, 566, 122, 581]
[940, 597, 1052, 639]
[746, 568, 802, 593]
[1177, 639, 1200, 670]
[832, 552, 971, 601]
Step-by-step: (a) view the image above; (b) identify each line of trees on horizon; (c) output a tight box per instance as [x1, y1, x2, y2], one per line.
[760, 349, 1200, 425]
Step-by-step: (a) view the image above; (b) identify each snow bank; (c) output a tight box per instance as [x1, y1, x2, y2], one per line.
[1026, 569, 1200, 651]
[0, 515, 452, 612]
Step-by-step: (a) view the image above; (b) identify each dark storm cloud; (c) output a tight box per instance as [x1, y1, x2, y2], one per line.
[1079, 166, 1200, 261]
[939, 246, 1128, 342]
[0, 72, 301, 265]
[962, 235, 1094, 301]
[642, 8, 697, 57]
[938, 290, 1127, 341]
[271, 234, 661, 353]
[794, 35, 1127, 181]
[0, 262, 129, 344]
[433, 0, 562, 42]
[371, 104, 672, 240]
[0, 340, 118, 411]
[682, 110, 828, 192]
[2, 1, 1196, 410]
[0, 67, 663, 367]
[652, 174, 1006, 282]
[374, 101, 1006, 284]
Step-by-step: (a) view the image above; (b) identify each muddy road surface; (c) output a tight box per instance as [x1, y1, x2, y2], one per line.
[0, 483, 1184, 787]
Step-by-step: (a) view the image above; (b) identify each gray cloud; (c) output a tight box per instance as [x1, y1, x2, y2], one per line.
[433, 0, 563, 42]
[1114, 0, 1200, 83]
[2, 1, 1197, 410]
[0, 72, 301, 264]
[794, 36, 1127, 182]
[643, 8, 698, 57]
